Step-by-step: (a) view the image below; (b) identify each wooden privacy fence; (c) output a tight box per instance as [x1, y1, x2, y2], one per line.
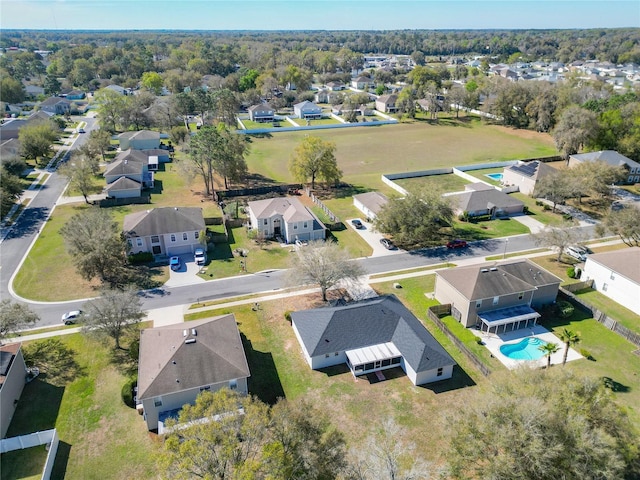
[559, 288, 640, 348]
[304, 188, 340, 224]
[98, 194, 151, 207]
[426, 304, 492, 377]
[218, 184, 301, 198]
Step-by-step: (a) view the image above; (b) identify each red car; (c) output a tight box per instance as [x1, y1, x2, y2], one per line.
[446, 239, 468, 249]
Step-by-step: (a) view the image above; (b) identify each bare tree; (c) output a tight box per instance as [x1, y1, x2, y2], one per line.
[82, 288, 144, 350]
[533, 170, 574, 213]
[532, 221, 581, 262]
[286, 240, 364, 301]
[597, 206, 640, 247]
[0, 300, 39, 342]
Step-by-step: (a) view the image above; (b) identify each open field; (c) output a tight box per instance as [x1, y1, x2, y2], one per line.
[244, 117, 557, 191]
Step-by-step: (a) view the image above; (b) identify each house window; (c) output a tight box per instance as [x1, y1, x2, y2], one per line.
[183, 233, 188, 241]
[391, 357, 401, 365]
[610, 273, 615, 281]
[127, 239, 133, 248]
[154, 397, 163, 407]
[151, 236, 160, 244]
[334, 352, 339, 356]
[325, 353, 330, 358]
[437, 367, 443, 377]
[136, 238, 143, 247]
[229, 379, 238, 390]
[264, 219, 268, 225]
[382, 359, 391, 367]
[475, 300, 482, 308]
[518, 292, 524, 300]
[170, 234, 176, 242]
[195, 231, 199, 240]
[493, 296, 499, 306]
[200, 385, 211, 392]
[602, 283, 608, 292]
[293, 224, 297, 229]
[304, 222, 308, 228]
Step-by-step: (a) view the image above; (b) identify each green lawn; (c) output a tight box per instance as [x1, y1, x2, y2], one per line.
[395, 173, 470, 194]
[574, 288, 640, 334]
[288, 117, 341, 126]
[512, 192, 567, 226]
[463, 166, 505, 185]
[0, 445, 47, 480]
[452, 217, 530, 239]
[4, 333, 160, 480]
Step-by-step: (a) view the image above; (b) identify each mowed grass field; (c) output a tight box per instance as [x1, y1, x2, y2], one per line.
[244, 118, 557, 191]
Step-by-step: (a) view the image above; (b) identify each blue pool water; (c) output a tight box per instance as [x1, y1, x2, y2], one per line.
[485, 173, 503, 181]
[499, 337, 548, 361]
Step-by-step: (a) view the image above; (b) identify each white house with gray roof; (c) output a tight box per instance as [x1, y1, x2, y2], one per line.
[580, 247, 640, 315]
[137, 315, 250, 432]
[568, 150, 640, 184]
[353, 191, 389, 220]
[435, 259, 561, 330]
[247, 197, 326, 244]
[123, 207, 205, 256]
[291, 295, 455, 385]
[293, 100, 322, 120]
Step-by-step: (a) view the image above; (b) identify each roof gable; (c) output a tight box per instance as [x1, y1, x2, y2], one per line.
[249, 197, 314, 223]
[123, 207, 205, 237]
[587, 247, 640, 284]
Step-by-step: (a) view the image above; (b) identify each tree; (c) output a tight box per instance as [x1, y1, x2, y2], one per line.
[0, 167, 24, 218]
[60, 208, 128, 287]
[447, 369, 640, 480]
[163, 389, 347, 479]
[0, 77, 25, 104]
[172, 91, 195, 130]
[94, 88, 127, 132]
[374, 188, 454, 248]
[532, 222, 580, 262]
[210, 88, 239, 127]
[538, 341, 560, 369]
[396, 88, 417, 118]
[82, 287, 144, 349]
[86, 128, 112, 163]
[289, 136, 341, 189]
[44, 74, 61, 95]
[597, 206, 640, 247]
[0, 300, 39, 342]
[533, 170, 574, 213]
[18, 121, 59, 164]
[553, 106, 599, 159]
[169, 125, 189, 145]
[69, 58, 96, 88]
[287, 240, 365, 301]
[58, 151, 97, 204]
[571, 160, 626, 200]
[558, 328, 580, 366]
[140, 71, 164, 95]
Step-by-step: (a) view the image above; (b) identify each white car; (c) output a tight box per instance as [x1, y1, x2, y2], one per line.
[194, 248, 206, 265]
[565, 245, 590, 261]
[62, 310, 82, 325]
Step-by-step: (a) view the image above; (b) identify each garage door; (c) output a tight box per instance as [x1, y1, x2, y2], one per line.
[167, 244, 194, 256]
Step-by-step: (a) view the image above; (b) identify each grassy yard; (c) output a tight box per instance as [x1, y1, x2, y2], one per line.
[244, 118, 557, 191]
[511, 192, 568, 226]
[4, 333, 161, 480]
[574, 288, 640, 334]
[463, 166, 505, 185]
[452, 216, 530, 239]
[395, 173, 470, 194]
[288, 117, 342, 127]
[530, 254, 582, 285]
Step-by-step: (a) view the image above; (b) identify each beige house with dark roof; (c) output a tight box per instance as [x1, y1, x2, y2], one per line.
[247, 197, 326, 244]
[375, 94, 398, 113]
[502, 161, 556, 195]
[0, 343, 27, 438]
[353, 191, 389, 220]
[118, 130, 161, 150]
[123, 207, 205, 256]
[580, 247, 640, 315]
[137, 315, 250, 432]
[568, 150, 640, 184]
[435, 259, 561, 330]
[448, 183, 524, 218]
[248, 103, 275, 123]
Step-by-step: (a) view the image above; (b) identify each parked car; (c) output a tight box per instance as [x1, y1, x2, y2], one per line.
[446, 239, 468, 249]
[194, 248, 206, 265]
[169, 256, 181, 271]
[565, 245, 591, 261]
[380, 238, 395, 250]
[351, 218, 364, 229]
[62, 310, 82, 325]
[77, 128, 85, 133]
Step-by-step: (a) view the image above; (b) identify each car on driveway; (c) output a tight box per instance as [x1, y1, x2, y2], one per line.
[351, 219, 364, 229]
[169, 256, 181, 271]
[194, 248, 206, 265]
[77, 128, 85, 133]
[62, 310, 82, 325]
[380, 238, 395, 250]
[446, 239, 468, 249]
[564, 245, 591, 261]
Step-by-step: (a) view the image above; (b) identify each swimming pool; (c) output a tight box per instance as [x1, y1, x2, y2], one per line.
[499, 337, 548, 361]
[485, 173, 503, 181]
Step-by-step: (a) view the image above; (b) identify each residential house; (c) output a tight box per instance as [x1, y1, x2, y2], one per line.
[247, 103, 275, 123]
[0, 110, 54, 141]
[434, 259, 561, 330]
[103, 149, 153, 197]
[291, 295, 456, 385]
[118, 130, 161, 150]
[247, 196, 326, 244]
[105, 177, 143, 199]
[375, 94, 398, 113]
[137, 315, 250, 432]
[353, 191, 389, 220]
[314, 89, 342, 104]
[293, 100, 322, 120]
[65, 90, 86, 100]
[123, 207, 205, 256]
[24, 84, 45, 98]
[580, 247, 640, 315]
[0, 138, 21, 159]
[568, 150, 640, 184]
[0, 343, 27, 438]
[39, 96, 71, 115]
[448, 182, 524, 218]
[351, 76, 374, 90]
[104, 84, 129, 95]
[502, 160, 556, 195]
[325, 81, 345, 91]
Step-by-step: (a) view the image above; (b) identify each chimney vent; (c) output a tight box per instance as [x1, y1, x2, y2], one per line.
[191, 328, 197, 336]
[185, 338, 196, 345]
[183, 329, 187, 337]
[490, 267, 498, 271]
[481, 268, 489, 273]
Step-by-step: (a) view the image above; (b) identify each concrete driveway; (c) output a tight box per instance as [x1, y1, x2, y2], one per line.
[165, 253, 207, 287]
[348, 218, 404, 257]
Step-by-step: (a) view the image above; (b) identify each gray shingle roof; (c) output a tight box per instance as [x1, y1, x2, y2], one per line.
[105, 176, 142, 192]
[104, 155, 145, 177]
[436, 259, 561, 301]
[137, 315, 250, 400]
[452, 186, 524, 212]
[586, 247, 640, 284]
[570, 150, 640, 170]
[123, 207, 204, 237]
[353, 192, 389, 215]
[118, 130, 160, 141]
[505, 160, 555, 180]
[249, 197, 315, 223]
[291, 295, 455, 373]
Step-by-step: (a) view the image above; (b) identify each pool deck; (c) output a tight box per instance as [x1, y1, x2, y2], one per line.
[471, 324, 582, 370]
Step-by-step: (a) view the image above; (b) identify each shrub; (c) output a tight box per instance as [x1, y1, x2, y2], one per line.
[2, 156, 28, 176]
[535, 200, 543, 206]
[458, 212, 469, 222]
[580, 348, 595, 361]
[121, 377, 137, 408]
[567, 266, 576, 278]
[128, 252, 153, 264]
[284, 310, 292, 323]
[563, 214, 573, 221]
[523, 206, 529, 214]
[556, 300, 575, 318]
[543, 204, 551, 211]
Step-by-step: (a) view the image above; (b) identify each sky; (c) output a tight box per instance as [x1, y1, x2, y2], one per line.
[1, 0, 639, 31]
